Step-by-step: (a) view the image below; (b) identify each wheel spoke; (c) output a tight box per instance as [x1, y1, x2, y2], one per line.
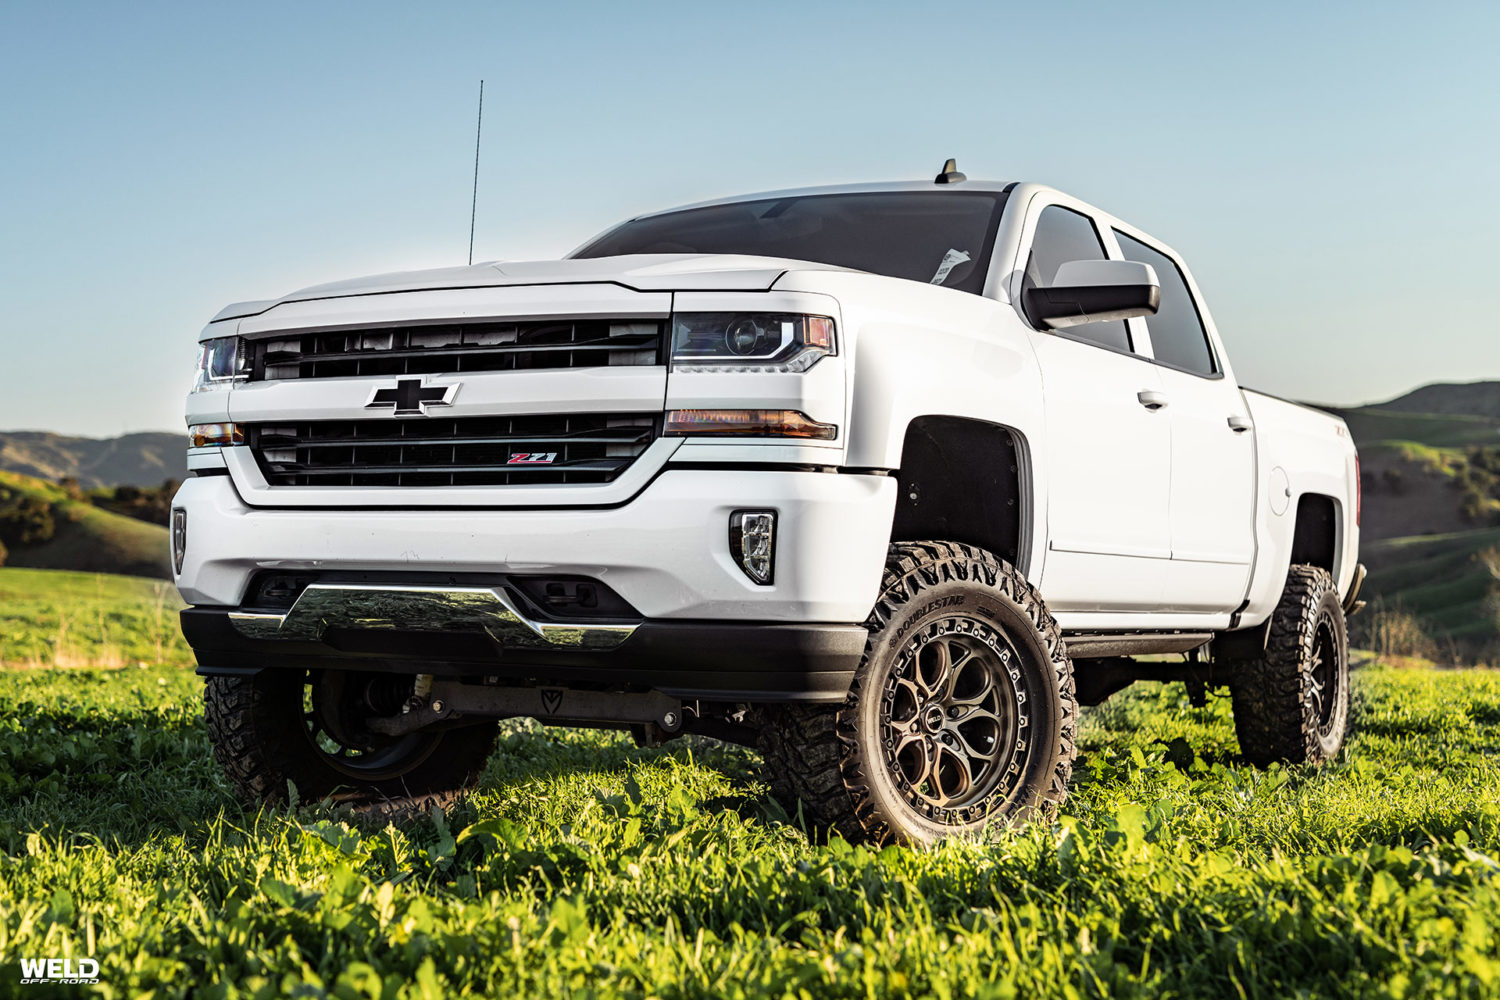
[915, 639, 951, 697]
[949, 656, 997, 706]
[894, 733, 932, 789]
[948, 718, 1002, 762]
[932, 745, 974, 805]
[940, 646, 977, 699]
[951, 704, 1000, 725]
[891, 679, 924, 722]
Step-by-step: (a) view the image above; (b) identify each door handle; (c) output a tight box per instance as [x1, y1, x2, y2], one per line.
[1137, 390, 1168, 411]
[1228, 415, 1252, 433]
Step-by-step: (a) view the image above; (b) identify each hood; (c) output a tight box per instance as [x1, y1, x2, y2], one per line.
[211, 254, 853, 322]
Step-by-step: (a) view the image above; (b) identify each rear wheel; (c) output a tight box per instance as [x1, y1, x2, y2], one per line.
[760, 541, 1076, 845]
[205, 669, 497, 816]
[1228, 565, 1350, 766]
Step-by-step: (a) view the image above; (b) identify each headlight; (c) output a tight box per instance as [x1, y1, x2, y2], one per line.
[671, 313, 834, 372]
[191, 337, 247, 392]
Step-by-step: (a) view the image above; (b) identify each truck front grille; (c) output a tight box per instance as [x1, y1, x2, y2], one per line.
[246, 413, 659, 487]
[249, 319, 664, 380]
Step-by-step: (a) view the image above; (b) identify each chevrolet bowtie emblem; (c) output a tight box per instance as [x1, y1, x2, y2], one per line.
[365, 378, 459, 416]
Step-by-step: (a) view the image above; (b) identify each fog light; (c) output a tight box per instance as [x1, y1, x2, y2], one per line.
[171, 508, 187, 575]
[729, 510, 776, 585]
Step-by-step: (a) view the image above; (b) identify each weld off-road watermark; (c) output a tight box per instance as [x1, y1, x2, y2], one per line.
[19, 958, 100, 986]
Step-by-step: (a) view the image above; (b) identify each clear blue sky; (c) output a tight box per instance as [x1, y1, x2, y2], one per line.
[1, 1, 1496, 436]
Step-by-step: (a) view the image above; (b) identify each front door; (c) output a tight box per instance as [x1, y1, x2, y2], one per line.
[1021, 202, 1173, 611]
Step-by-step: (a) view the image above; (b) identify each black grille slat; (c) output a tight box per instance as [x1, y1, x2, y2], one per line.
[266, 461, 632, 476]
[257, 431, 654, 449]
[251, 320, 664, 381]
[247, 413, 660, 488]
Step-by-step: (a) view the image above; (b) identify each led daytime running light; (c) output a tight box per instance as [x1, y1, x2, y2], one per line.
[189, 422, 244, 448]
[663, 409, 838, 440]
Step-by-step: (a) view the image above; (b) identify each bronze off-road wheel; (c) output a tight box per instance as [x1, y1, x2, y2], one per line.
[760, 541, 1077, 846]
[1229, 565, 1351, 766]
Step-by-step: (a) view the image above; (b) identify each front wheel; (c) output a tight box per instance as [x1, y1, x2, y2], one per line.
[204, 669, 497, 816]
[760, 541, 1077, 845]
[1229, 565, 1351, 766]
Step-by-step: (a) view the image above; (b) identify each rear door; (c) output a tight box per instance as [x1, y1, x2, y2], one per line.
[1112, 228, 1255, 611]
[1022, 200, 1172, 611]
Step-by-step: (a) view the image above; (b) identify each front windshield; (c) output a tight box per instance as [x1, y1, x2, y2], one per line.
[573, 190, 1008, 295]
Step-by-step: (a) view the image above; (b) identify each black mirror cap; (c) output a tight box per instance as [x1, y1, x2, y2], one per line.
[1023, 283, 1161, 329]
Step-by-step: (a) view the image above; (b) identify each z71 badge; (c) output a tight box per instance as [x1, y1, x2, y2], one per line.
[507, 452, 558, 465]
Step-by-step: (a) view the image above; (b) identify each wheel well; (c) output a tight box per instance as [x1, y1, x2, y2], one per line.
[1290, 493, 1337, 573]
[890, 417, 1022, 567]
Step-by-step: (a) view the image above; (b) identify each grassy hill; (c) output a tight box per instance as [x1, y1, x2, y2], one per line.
[1371, 379, 1500, 419]
[0, 470, 171, 579]
[0, 430, 185, 489]
[1329, 406, 1500, 451]
[1359, 528, 1500, 646]
[1331, 382, 1500, 658]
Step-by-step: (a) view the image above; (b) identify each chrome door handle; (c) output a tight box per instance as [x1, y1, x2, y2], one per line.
[1228, 415, 1252, 433]
[1137, 390, 1168, 411]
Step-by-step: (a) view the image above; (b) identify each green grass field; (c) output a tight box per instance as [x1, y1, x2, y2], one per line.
[3, 660, 1499, 999]
[0, 471, 171, 580]
[0, 567, 190, 669]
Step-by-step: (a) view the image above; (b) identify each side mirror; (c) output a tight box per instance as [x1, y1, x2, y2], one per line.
[1023, 259, 1160, 330]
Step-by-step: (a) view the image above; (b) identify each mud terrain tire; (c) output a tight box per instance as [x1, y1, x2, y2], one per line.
[205, 670, 497, 818]
[760, 541, 1076, 845]
[1229, 565, 1350, 766]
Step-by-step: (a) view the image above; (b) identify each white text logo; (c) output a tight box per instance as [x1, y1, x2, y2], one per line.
[19, 958, 101, 985]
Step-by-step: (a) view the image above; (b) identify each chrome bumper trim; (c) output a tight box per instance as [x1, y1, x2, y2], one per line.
[228, 584, 638, 651]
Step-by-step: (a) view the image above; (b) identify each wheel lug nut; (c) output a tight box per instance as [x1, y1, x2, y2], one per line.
[948, 707, 960, 718]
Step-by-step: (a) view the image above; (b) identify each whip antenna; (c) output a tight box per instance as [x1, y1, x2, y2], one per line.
[468, 79, 484, 265]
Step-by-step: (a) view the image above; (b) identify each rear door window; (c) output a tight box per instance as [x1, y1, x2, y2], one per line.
[1114, 232, 1217, 377]
[1021, 206, 1131, 354]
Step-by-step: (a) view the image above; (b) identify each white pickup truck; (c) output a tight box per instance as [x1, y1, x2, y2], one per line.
[174, 163, 1364, 843]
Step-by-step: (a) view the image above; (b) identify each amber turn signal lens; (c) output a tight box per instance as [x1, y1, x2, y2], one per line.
[189, 422, 244, 448]
[803, 316, 834, 351]
[663, 409, 838, 441]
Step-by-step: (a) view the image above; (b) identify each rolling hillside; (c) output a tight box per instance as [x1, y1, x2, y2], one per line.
[0, 430, 185, 489]
[0, 470, 170, 579]
[1371, 380, 1500, 420]
[1332, 380, 1500, 656]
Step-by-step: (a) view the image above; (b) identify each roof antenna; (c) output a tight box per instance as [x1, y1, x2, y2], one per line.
[934, 158, 966, 185]
[467, 79, 485, 265]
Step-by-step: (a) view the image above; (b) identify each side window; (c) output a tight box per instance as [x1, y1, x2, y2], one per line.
[1021, 206, 1131, 353]
[1115, 232, 1217, 376]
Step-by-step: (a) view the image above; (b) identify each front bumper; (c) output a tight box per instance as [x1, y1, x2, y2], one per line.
[173, 467, 896, 621]
[184, 608, 866, 701]
[173, 466, 895, 699]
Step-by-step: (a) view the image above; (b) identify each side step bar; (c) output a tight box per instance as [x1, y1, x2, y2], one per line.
[1064, 631, 1214, 658]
